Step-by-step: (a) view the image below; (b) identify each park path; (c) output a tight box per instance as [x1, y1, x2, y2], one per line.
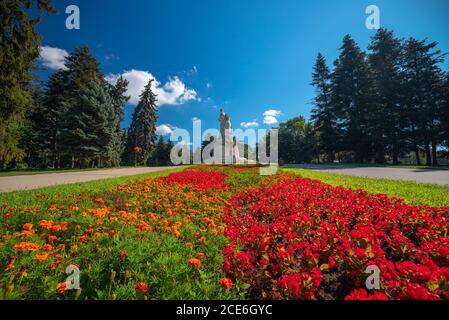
[286, 164, 449, 186]
[0, 167, 176, 193]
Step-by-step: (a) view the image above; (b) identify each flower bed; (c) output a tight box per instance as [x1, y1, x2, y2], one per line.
[222, 178, 449, 300]
[1, 167, 448, 300]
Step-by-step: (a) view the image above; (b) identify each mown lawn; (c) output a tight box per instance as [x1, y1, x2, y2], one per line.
[283, 168, 449, 207]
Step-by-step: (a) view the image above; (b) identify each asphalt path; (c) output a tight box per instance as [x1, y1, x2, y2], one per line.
[285, 164, 449, 186]
[0, 167, 175, 193]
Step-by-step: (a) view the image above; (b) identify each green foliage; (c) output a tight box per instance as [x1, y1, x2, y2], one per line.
[147, 136, 174, 166]
[283, 168, 449, 207]
[124, 79, 158, 166]
[306, 29, 449, 166]
[278, 116, 319, 163]
[0, 0, 54, 167]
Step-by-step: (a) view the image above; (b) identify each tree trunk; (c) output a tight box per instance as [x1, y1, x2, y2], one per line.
[71, 155, 75, 169]
[424, 142, 432, 166]
[414, 146, 421, 166]
[328, 150, 334, 163]
[431, 138, 438, 167]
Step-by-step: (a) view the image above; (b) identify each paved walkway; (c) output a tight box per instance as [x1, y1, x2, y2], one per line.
[0, 167, 176, 193]
[285, 164, 449, 186]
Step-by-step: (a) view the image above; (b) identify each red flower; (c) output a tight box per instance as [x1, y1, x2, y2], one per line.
[345, 289, 389, 300]
[119, 251, 128, 258]
[219, 278, 233, 289]
[135, 282, 149, 293]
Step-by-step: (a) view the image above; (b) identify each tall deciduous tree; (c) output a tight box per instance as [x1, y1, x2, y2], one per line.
[0, 0, 54, 167]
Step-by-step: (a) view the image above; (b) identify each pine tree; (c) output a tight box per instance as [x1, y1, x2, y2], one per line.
[0, 0, 54, 167]
[442, 73, 449, 151]
[124, 79, 158, 166]
[108, 76, 130, 166]
[332, 35, 375, 163]
[62, 80, 115, 168]
[311, 53, 338, 162]
[368, 29, 405, 164]
[37, 70, 68, 168]
[402, 38, 445, 166]
[58, 47, 109, 167]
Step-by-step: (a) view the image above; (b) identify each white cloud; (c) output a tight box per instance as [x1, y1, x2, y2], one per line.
[263, 109, 281, 125]
[156, 124, 174, 136]
[240, 121, 259, 128]
[39, 46, 69, 70]
[106, 69, 199, 106]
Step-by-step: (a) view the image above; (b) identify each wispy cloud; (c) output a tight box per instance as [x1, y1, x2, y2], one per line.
[240, 121, 259, 128]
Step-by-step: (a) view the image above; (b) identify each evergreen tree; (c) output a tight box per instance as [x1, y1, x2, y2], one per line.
[148, 136, 174, 166]
[442, 73, 449, 152]
[332, 35, 376, 163]
[0, 0, 54, 167]
[124, 79, 158, 166]
[368, 29, 405, 164]
[310, 53, 337, 162]
[402, 38, 445, 166]
[58, 47, 110, 167]
[62, 80, 115, 168]
[108, 76, 130, 166]
[38, 70, 68, 168]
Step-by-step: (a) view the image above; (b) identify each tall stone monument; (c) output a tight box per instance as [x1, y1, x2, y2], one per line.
[218, 108, 249, 164]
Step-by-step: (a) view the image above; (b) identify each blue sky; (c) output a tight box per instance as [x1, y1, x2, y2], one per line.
[36, 0, 449, 137]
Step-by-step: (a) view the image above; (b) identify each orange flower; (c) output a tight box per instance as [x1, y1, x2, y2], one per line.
[13, 242, 40, 251]
[39, 220, 54, 230]
[219, 278, 233, 289]
[196, 252, 205, 259]
[47, 235, 57, 243]
[35, 252, 49, 262]
[22, 223, 33, 231]
[211, 229, 218, 236]
[56, 282, 68, 293]
[119, 251, 128, 258]
[188, 258, 201, 268]
[5, 263, 14, 272]
[135, 282, 149, 293]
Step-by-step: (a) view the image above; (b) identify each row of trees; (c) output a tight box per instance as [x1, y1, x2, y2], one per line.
[1, 1, 169, 169]
[279, 29, 449, 166]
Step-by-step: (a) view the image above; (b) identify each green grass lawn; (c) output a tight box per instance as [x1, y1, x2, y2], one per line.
[2, 165, 447, 208]
[0, 167, 183, 207]
[283, 168, 449, 207]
